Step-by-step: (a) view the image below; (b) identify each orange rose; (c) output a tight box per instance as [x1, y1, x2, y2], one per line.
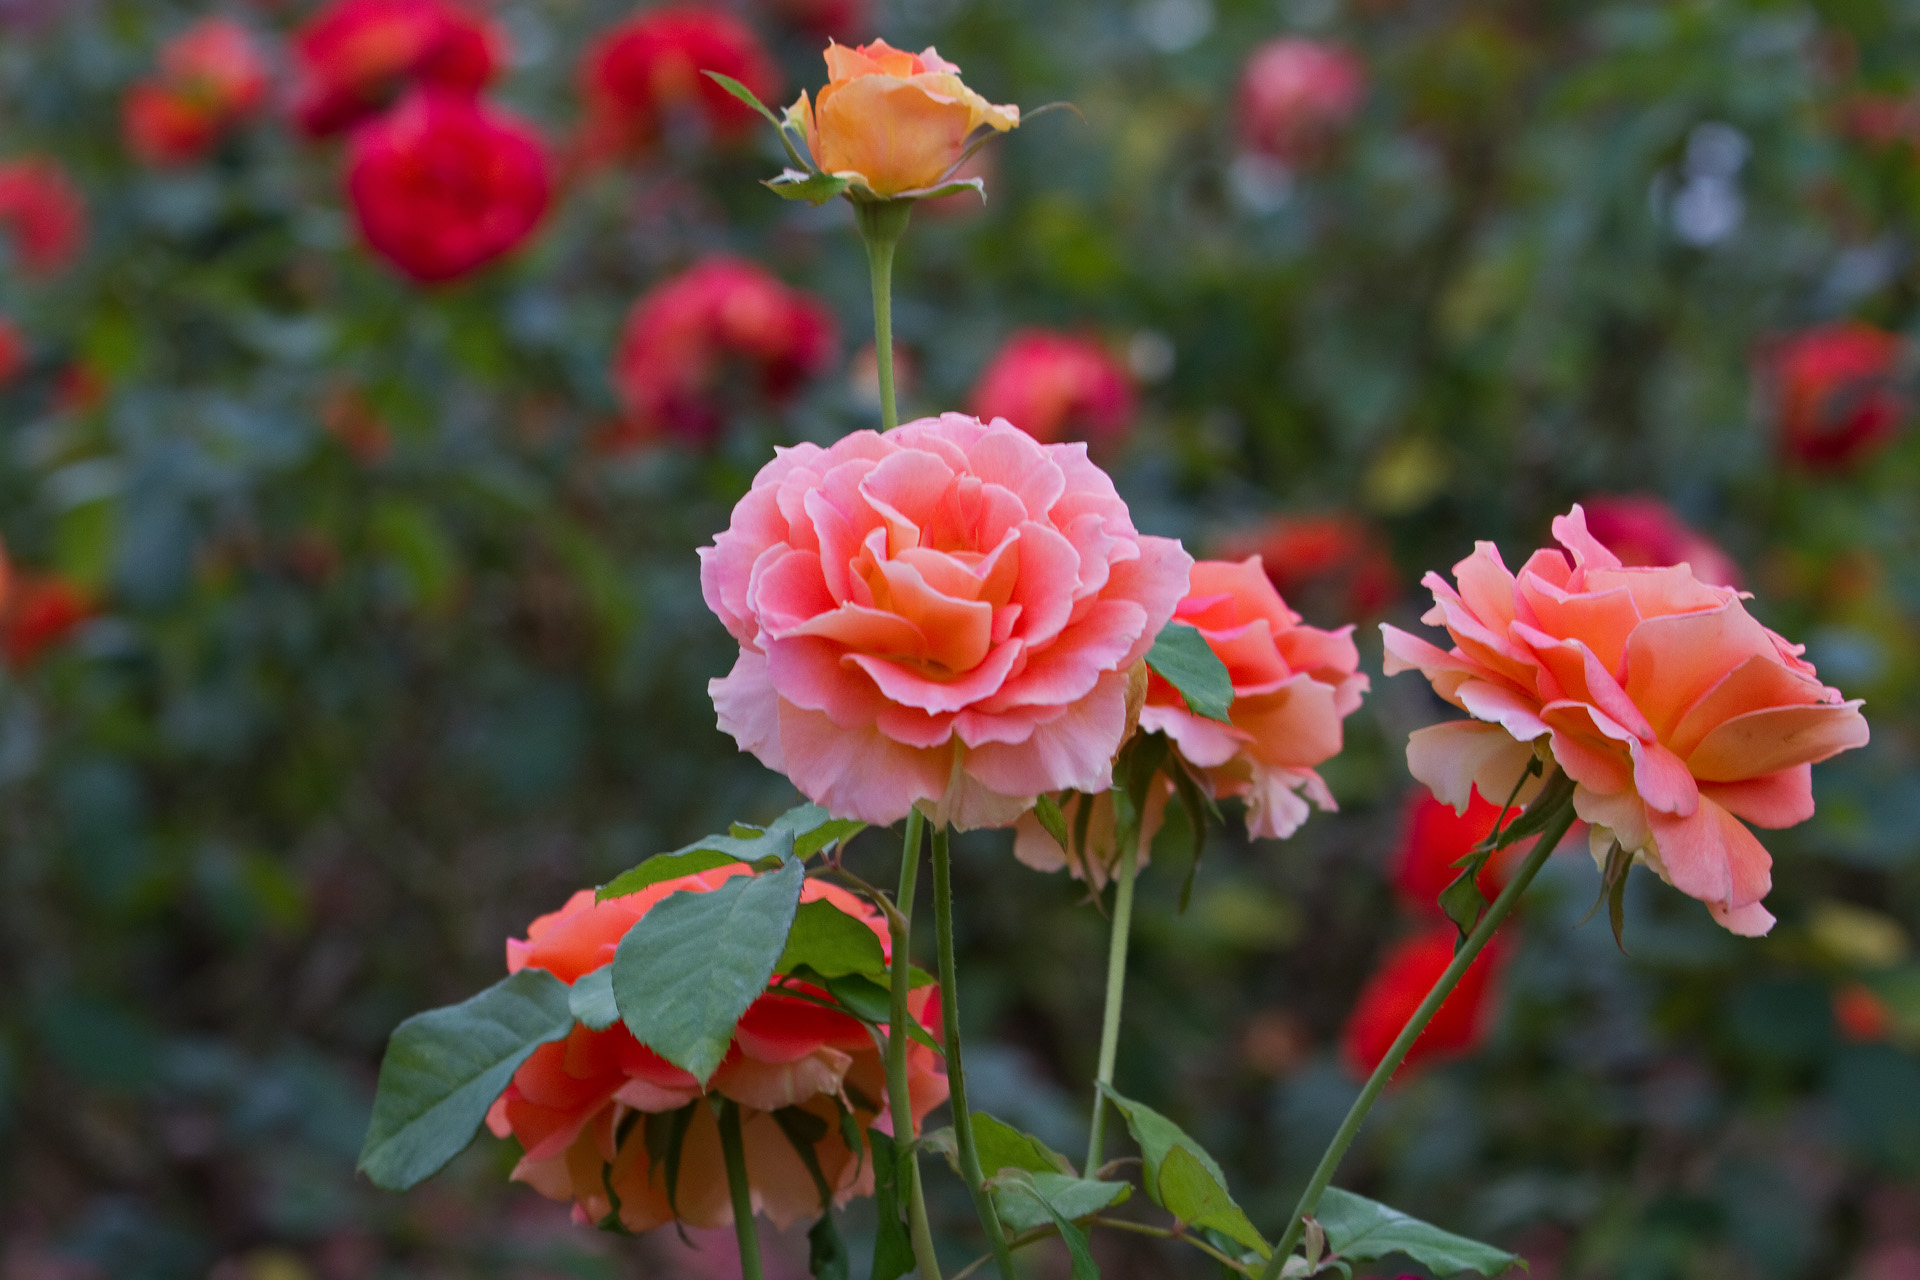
[792, 39, 1018, 197]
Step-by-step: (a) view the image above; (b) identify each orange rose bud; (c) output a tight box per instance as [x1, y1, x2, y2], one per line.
[793, 39, 1018, 197]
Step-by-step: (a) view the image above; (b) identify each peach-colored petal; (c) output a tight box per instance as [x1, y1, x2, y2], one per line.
[1702, 766, 1814, 829]
[776, 700, 950, 825]
[1685, 700, 1871, 782]
[1406, 720, 1538, 814]
[814, 74, 975, 194]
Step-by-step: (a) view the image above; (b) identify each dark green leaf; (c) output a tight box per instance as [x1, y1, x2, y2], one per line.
[1167, 760, 1214, 912]
[1314, 1187, 1523, 1276]
[612, 860, 804, 1083]
[988, 1169, 1102, 1279]
[779, 900, 888, 980]
[1487, 765, 1571, 848]
[775, 805, 865, 859]
[1439, 855, 1492, 947]
[767, 170, 854, 206]
[569, 965, 618, 1031]
[596, 848, 741, 903]
[868, 1129, 917, 1280]
[1098, 1085, 1268, 1257]
[1145, 622, 1234, 724]
[817, 973, 944, 1057]
[809, 1216, 851, 1280]
[358, 969, 572, 1191]
[1033, 793, 1071, 853]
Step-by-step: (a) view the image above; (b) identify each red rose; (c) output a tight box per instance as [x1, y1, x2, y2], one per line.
[609, 256, 837, 447]
[3, 574, 95, 668]
[1340, 924, 1507, 1077]
[292, 0, 504, 138]
[969, 329, 1136, 447]
[1237, 38, 1366, 165]
[1216, 513, 1400, 622]
[579, 6, 781, 158]
[1581, 494, 1741, 589]
[0, 318, 25, 386]
[1392, 786, 1531, 912]
[0, 157, 86, 276]
[346, 90, 552, 284]
[1765, 323, 1907, 469]
[124, 18, 270, 166]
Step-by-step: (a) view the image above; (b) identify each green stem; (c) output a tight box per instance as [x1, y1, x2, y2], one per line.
[854, 199, 913, 430]
[1257, 768, 1579, 1280]
[888, 808, 943, 1280]
[1084, 802, 1143, 1173]
[931, 824, 1018, 1278]
[717, 1098, 764, 1280]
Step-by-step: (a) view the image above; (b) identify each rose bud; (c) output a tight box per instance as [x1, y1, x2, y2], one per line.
[1341, 924, 1507, 1078]
[345, 90, 552, 285]
[291, 0, 505, 138]
[485, 868, 946, 1233]
[607, 256, 837, 449]
[1764, 323, 1908, 470]
[793, 39, 1019, 198]
[580, 6, 783, 158]
[1237, 38, 1366, 166]
[970, 330, 1136, 447]
[1581, 495, 1741, 590]
[124, 18, 270, 166]
[0, 157, 86, 276]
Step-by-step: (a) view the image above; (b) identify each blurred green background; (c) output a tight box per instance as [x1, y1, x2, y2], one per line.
[3, 0, 1920, 1277]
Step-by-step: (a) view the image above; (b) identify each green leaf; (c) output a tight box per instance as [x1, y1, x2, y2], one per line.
[993, 1171, 1130, 1234]
[972, 1112, 1075, 1177]
[1145, 622, 1234, 724]
[767, 169, 854, 205]
[1313, 1187, 1523, 1277]
[1033, 793, 1071, 853]
[809, 1216, 851, 1280]
[358, 969, 573, 1191]
[703, 70, 786, 132]
[775, 805, 865, 859]
[612, 860, 805, 1083]
[868, 1129, 917, 1280]
[956, 1114, 1127, 1232]
[1439, 854, 1492, 945]
[815, 972, 945, 1057]
[988, 1169, 1102, 1279]
[779, 900, 888, 980]
[597, 848, 745, 903]
[569, 965, 618, 1031]
[1098, 1085, 1268, 1258]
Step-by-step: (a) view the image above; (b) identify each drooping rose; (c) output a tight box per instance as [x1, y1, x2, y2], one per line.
[793, 39, 1019, 198]
[970, 330, 1136, 447]
[608, 256, 837, 448]
[580, 6, 782, 158]
[1237, 38, 1366, 165]
[291, 0, 504, 138]
[3, 574, 95, 667]
[1581, 495, 1741, 590]
[703, 414, 1192, 828]
[1382, 505, 1870, 936]
[485, 867, 945, 1232]
[124, 18, 271, 166]
[1216, 513, 1400, 623]
[1341, 924, 1507, 1077]
[1012, 780, 1168, 891]
[0, 318, 25, 386]
[1765, 324, 1907, 470]
[345, 90, 551, 284]
[0, 157, 85, 276]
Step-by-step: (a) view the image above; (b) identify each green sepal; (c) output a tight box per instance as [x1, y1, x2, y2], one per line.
[1312, 1187, 1524, 1276]
[1033, 792, 1072, 853]
[767, 169, 854, 205]
[1145, 621, 1235, 723]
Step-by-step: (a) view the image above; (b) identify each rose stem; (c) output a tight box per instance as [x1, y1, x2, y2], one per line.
[854, 199, 914, 431]
[717, 1098, 765, 1280]
[1256, 767, 1579, 1280]
[1084, 803, 1143, 1172]
[888, 807, 944, 1280]
[931, 823, 1018, 1277]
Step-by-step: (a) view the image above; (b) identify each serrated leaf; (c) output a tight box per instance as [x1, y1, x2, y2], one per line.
[1098, 1085, 1268, 1257]
[777, 805, 865, 859]
[779, 900, 888, 980]
[1145, 622, 1235, 724]
[569, 965, 618, 1031]
[767, 169, 854, 205]
[1033, 793, 1071, 853]
[868, 1128, 917, 1280]
[1314, 1188, 1523, 1276]
[612, 860, 804, 1083]
[993, 1171, 1130, 1234]
[988, 1170, 1102, 1279]
[1158, 1145, 1268, 1258]
[358, 969, 572, 1191]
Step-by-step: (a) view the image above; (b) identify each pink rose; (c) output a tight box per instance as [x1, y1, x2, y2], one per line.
[1382, 505, 1870, 936]
[701, 413, 1193, 828]
[1237, 38, 1367, 165]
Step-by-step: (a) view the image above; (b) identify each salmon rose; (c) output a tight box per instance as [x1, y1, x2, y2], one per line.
[702, 413, 1192, 828]
[793, 39, 1019, 198]
[1382, 505, 1870, 936]
[486, 866, 946, 1232]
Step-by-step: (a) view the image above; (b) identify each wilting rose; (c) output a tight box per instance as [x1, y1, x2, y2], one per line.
[1341, 924, 1507, 1077]
[3, 574, 95, 667]
[1383, 505, 1870, 935]
[580, 7, 782, 157]
[793, 40, 1019, 198]
[1237, 38, 1366, 165]
[0, 318, 24, 386]
[1216, 513, 1400, 622]
[292, 0, 504, 138]
[608, 256, 837, 448]
[486, 866, 945, 1232]
[1581, 495, 1741, 590]
[1392, 787, 1534, 912]
[346, 90, 551, 284]
[703, 414, 1192, 828]
[1765, 324, 1907, 469]
[124, 19, 271, 166]
[970, 330, 1136, 447]
[0, 157, 85, 276]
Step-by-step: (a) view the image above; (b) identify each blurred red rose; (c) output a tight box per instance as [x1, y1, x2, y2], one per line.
[1840, 93, 1920, 148]
[0, 157, 86, 275]
[124, 18, 271, 166]
[1215, 513, 1400, 622]
[292, 0, 505, 138]
[1834, 983, 1892, 1043]
[608, 255, 836, 447]
[54, 362, 106, 416]
[1237, 38, 1366, 165]
[1765, 323, 1907, 469]
[969, 329, 1136, 446]
[761, 0, 869, 41]
[4, 574, 95, 668]
[579, 6, 781, 158]
[1393, 786, 1530, 913]
[0, 318, 25, 386]
[1581, 494, 1742, 589]
[1341, 924, 1507, 1077]
[346, 90, 552, 284]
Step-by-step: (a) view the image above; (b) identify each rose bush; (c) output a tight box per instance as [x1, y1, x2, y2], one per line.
[123, 18, 269, 166]
[0, 157, 84, 275]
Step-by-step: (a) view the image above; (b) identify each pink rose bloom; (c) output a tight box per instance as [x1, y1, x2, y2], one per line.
[1382, 505, 1870, 936]
[970, 329, 1136, 447]
[1582, 495, 1742, 590]
[1237, 38, 1367, 165]
[702, 413, 1193, 828]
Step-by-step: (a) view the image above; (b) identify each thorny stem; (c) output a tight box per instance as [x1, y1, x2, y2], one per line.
[887, 808, 943, 1280]
[717, 1098, 764, 1280]
[1085, 802, 1143, 1172]
[854, 199, 914, 431]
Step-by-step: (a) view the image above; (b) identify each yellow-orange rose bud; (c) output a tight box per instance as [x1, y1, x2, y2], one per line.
[793, 39, 1019, 198]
